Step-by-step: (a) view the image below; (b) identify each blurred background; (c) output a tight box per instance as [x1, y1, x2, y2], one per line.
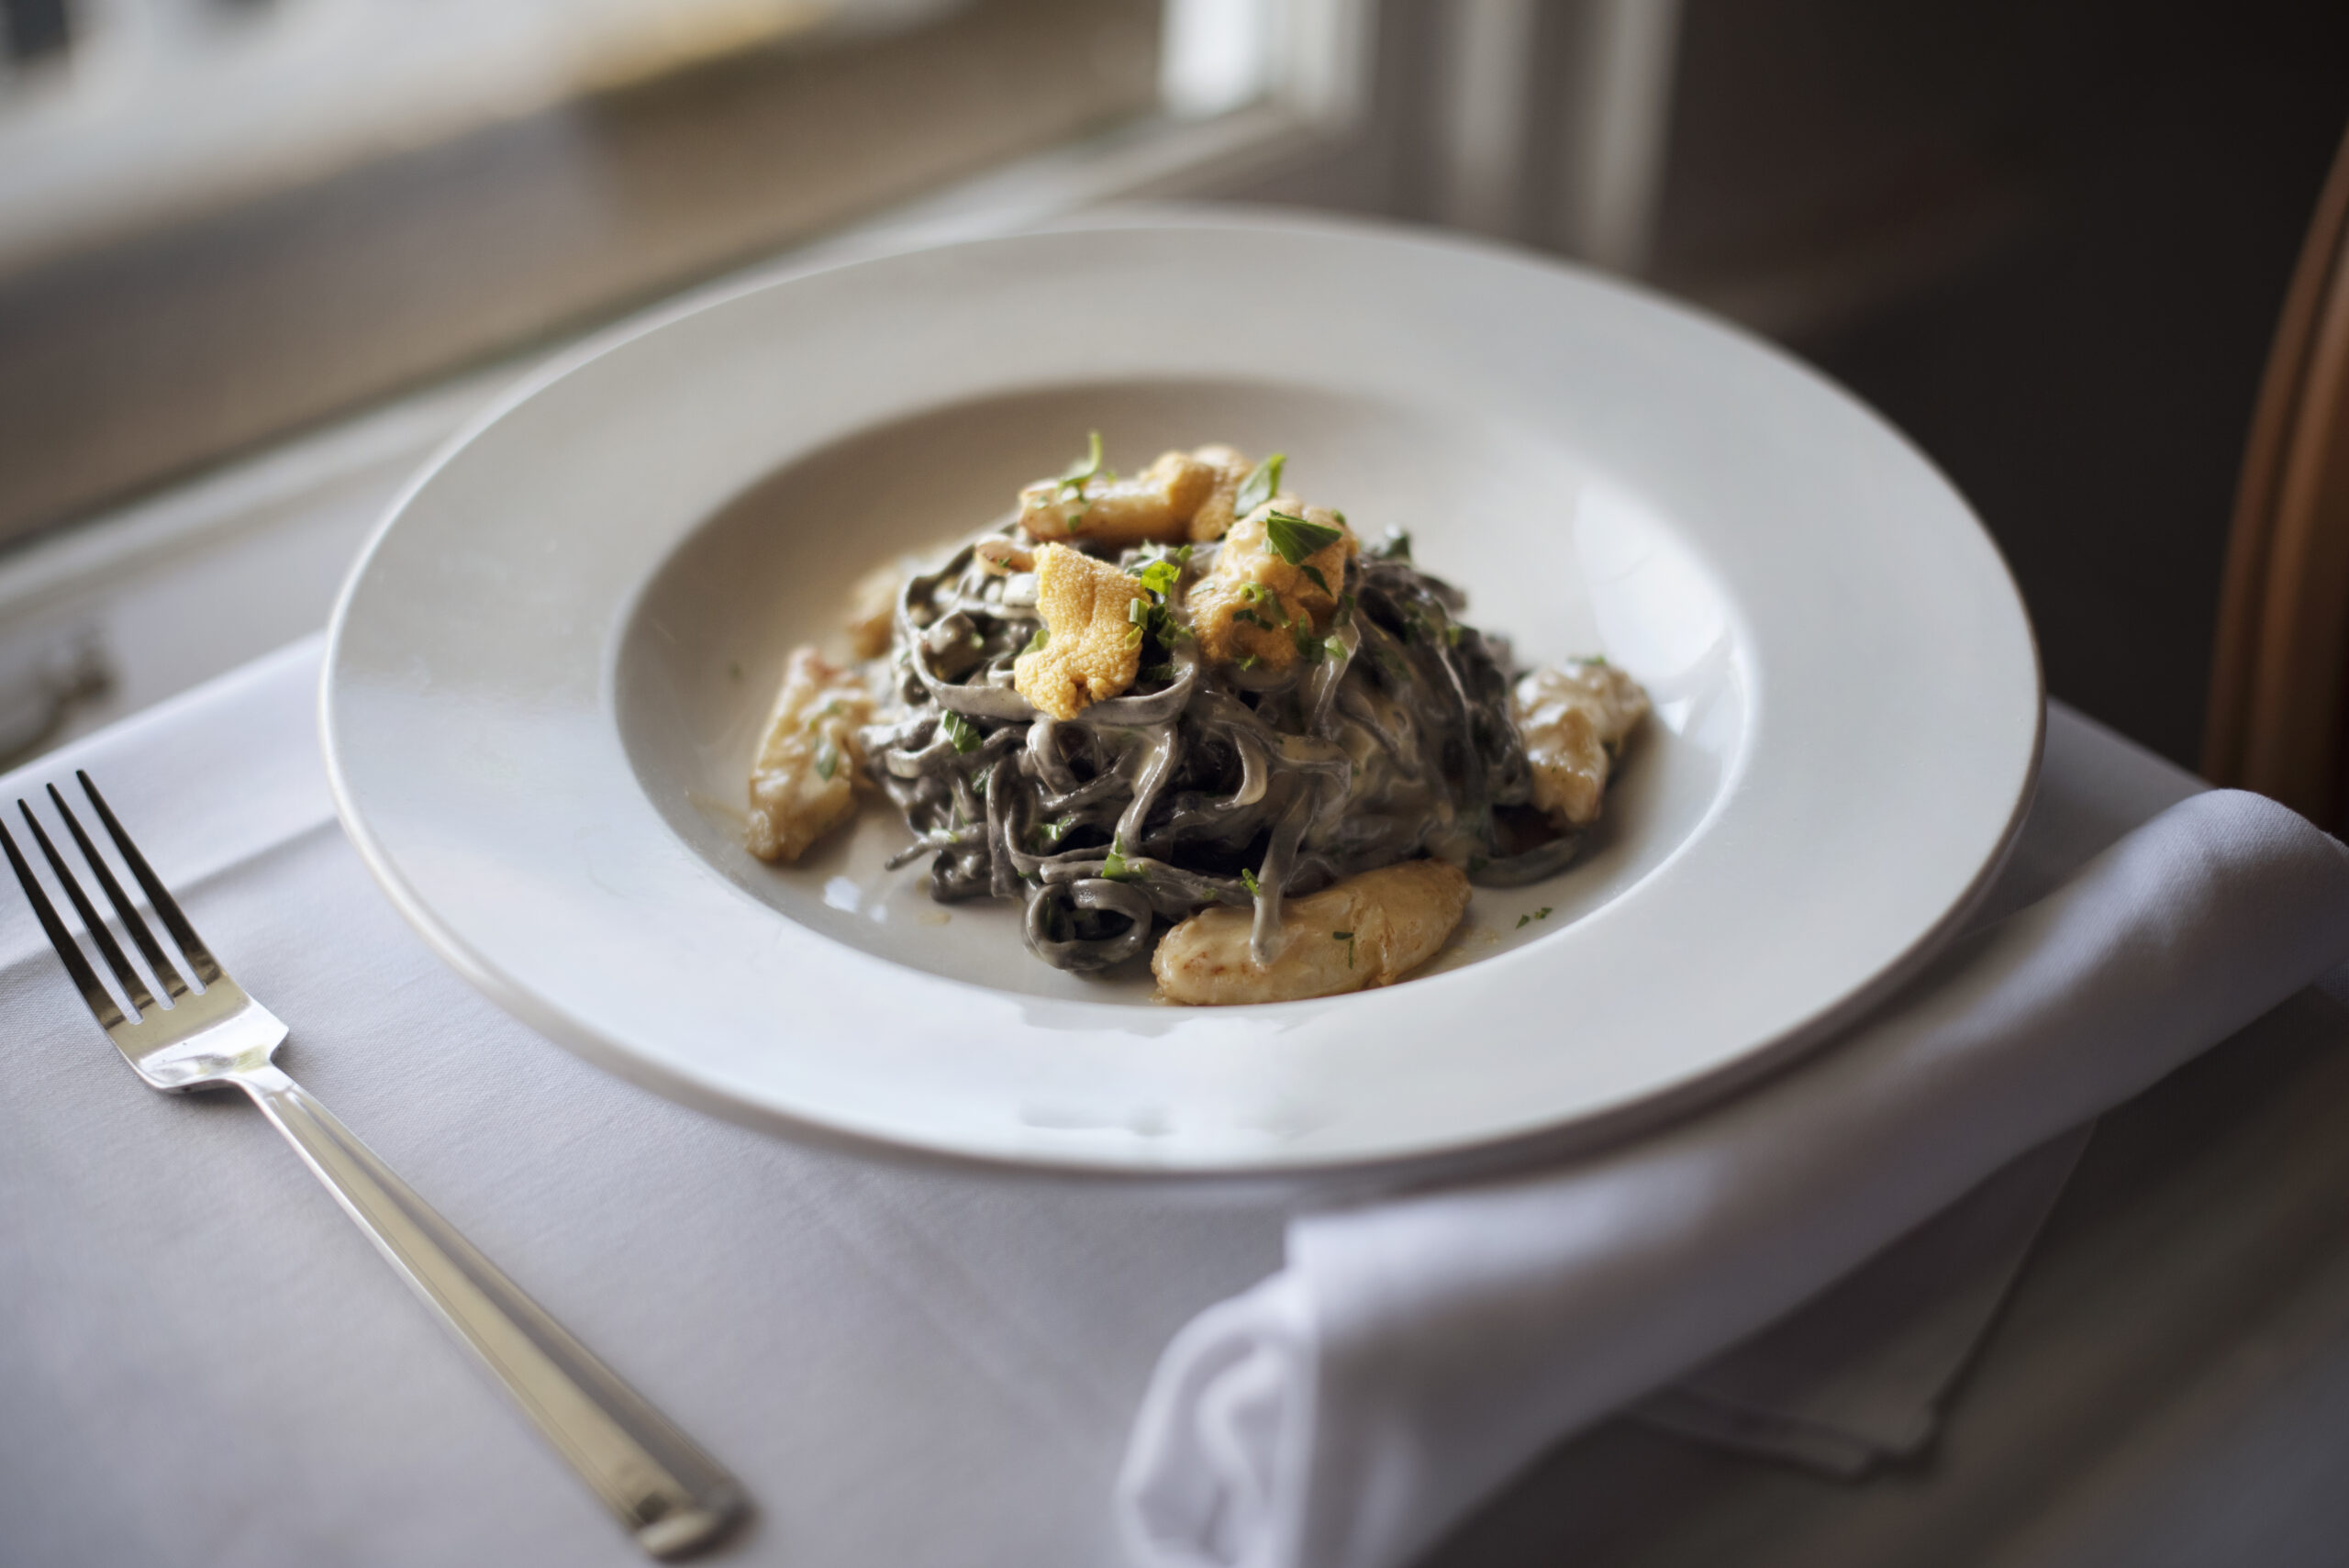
[2, 0, 2344, 772]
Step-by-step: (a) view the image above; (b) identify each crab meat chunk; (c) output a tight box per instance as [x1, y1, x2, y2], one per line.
[1512, 662, 1649, 828]
[1152, 860, 1472, 1004]
[1017, 446, 1254, 548]
[843, 557, 912, 660]
[747, 647, 874, 862]
[1012, 543, 1151, 720]
[1181, 443, 1257, 543]
[1186, 503, 1357, 673]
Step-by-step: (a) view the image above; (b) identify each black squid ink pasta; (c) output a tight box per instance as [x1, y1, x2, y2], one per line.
[857, 520, 1588, 973]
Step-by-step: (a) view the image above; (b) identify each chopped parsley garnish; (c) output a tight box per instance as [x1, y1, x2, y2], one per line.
[1102, 837, 1146, 882]
[939, 710, 982, 753]
[1028, 814, 1076, 851]
[1132, 557, 1184, 597]
[1236, 653, 1261, 671]
[1240, 866, 1260, 896]
[1334, 592, 1354, 626]
[1299, 563, 1331, 595]
[1264, 511, 1343, 566]
[1059, 430, 1105, 490]
[1443, 622, 1463, 647]
[1022, 626, 1049, 656]
[1332, 929, 1355, 968]
[1052, 432, 1108, 533]
[1140, 661, 1175, 684]
[1575, 653, 1609, 666]
[1323, 634, 1347, 662]
[1129, 590, 1182, 650]
[814, 739, 839, 781]
[1515, 906, 1555, 929]
[1235, 451, 1286, 517]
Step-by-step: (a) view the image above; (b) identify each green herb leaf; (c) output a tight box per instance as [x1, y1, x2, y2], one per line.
[1335, 592, 1355, 626]
[1517, 913, 1531, 929]
[1299, 564, 1330, 595]
[1332, 929, 1356, 968]
[814, 739, 839, 781]
[1443, 622, 1463, 647]
[1237, 653, 1261, 672]
[1323, 634, 1347, 662]
[1264, 511, 1344, 566]
[1133, 558, 1183, 597]
[1235, 451, 1286, 517]
[1023, 626, 1050, 656]
[1102, 836, 1147, 882]
[1241, 867, 1260, 896]
[1060, 429, 1104, 488]
[940, 711, 982, 753]
[1372, 528, 1413, 562]
[1141, 661, 1175, 684]
[1535, 906, 1553, 920]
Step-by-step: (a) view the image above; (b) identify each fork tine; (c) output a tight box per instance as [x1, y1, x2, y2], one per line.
[48, 783, 187, 999]
[76, 771, 221, 985]
[1, 816, 128, 1030]
[19, 801, 156, 1014]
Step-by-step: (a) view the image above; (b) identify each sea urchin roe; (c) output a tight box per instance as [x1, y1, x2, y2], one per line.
[1012, 543, 1152, 720]
[1152, 859, 1472, 1004]
[1512, 661, 1650, 828]
[748, 646, 874, 862]
[1186, 503, 1357, 672]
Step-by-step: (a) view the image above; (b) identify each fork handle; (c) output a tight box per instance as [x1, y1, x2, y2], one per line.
[233, 1063, 745, 1558]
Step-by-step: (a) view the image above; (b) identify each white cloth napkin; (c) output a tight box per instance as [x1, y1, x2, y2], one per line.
[1629, 1119, 2088, 1474]
[1119, 789, 2349, 1568]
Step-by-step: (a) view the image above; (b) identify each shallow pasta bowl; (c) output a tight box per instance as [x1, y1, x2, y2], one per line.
[321, 209, 2040, 1175]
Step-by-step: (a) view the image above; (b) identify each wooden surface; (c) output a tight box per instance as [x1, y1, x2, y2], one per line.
[2203, 120, 2349, 823]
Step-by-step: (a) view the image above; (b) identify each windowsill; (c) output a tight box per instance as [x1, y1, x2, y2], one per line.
[0, 95, 1346, 769]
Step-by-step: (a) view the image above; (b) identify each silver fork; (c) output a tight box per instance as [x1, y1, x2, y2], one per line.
[4, 771, 747, 1560]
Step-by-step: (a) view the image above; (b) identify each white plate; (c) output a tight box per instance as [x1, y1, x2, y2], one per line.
[322, 210, 2041, 1175]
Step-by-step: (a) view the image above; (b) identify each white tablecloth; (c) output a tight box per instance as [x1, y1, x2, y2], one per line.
[0, 635, 2287, 1568]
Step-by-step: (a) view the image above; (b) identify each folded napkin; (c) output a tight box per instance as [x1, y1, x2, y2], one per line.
[1119, 790, 2349, 1568]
